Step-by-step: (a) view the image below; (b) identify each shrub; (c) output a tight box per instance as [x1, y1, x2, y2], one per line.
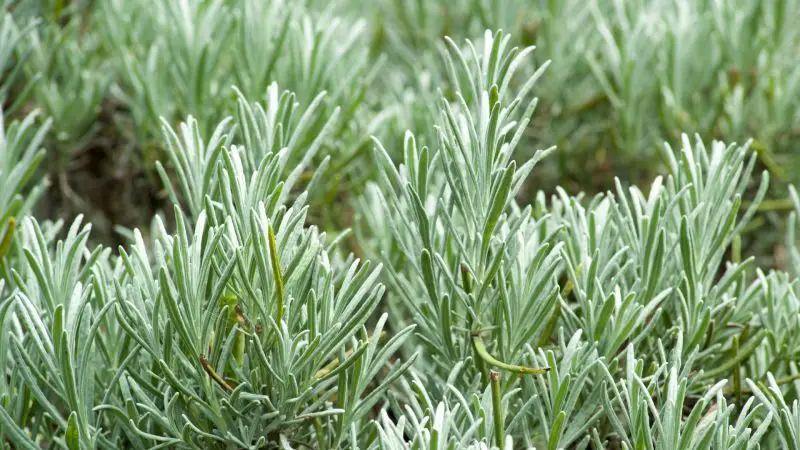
[2, 1, 800, 449]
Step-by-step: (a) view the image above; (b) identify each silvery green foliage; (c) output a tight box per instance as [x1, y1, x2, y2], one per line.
[0, 13, 19, 101]
[0, 215, 109, 449]
[6, 0, 800, 444]
[580, 0, 800, 159]
[0, 11, 38, 114]
[369, 0, 800, 188]
[748, 373, 800, 450]
[156, 82, 341, 224]
[24, 16, 109, 156]
[97, 0, 388, 214]
[372, 402, 517, 450]
[513, 330, 603, 448]
[370, 30, 559, 385]
[0, 110, 49, 274]
[109, 209, 408, 447]
[0, 110, 48, 225]
[99, 0, 235, 139]
[553, 133, 769, 366]
[0, 84, 415, 448]
[98, 0, 375, 142]
[594, 339, 773, 450]
[371, 361, 522, 449]
[787, 185, 800, 277]
[361, 28, 800, 449]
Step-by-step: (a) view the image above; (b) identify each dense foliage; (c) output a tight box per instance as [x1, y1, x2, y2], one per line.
[2, 1, 800, 449]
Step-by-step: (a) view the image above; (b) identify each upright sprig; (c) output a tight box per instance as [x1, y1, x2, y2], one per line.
[0, 110, 49, 273]
[0, 12, 39, 115]
[371, 29, 557, 387]
[24, 16, 110, 160]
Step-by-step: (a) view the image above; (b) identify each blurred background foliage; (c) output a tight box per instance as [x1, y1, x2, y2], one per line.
[2, 0, 799, 269]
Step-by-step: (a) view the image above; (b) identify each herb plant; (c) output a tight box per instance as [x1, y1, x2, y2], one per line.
[2, 1, 800, 449]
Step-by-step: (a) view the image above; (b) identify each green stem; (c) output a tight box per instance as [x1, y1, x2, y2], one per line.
[701, 328, 767, 380]
[740, 216, 765, 234]
[462, 264, 489, 383]
[313, 331, 386, 380]
[732, 335, 741, 405]
[0, 217, 16, 260]
[538, 267, 577, 348]
[460, 263, 473, 297]
[538, 301, 561, 348]
[752, 140, 787, 182]
[725, 373, 800, 396]
[472, 333, 549, 375]
[268, 223, 284, 324]
[490, 370, 504, 448]
[473, 336, 488, 383]
[748, 198, 794, 212]
[200, 355, 233, 392]
[314, 418, 325, 449]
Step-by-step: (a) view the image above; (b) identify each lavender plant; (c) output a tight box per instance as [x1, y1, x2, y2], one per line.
[3, 0, 800, 448]
[361, 28, 799, 449]
[0, 102, 414, 450]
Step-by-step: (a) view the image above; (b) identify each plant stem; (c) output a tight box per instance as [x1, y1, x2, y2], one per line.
[725, 373, 800, 396]
[462, 263, 489, 383]
[490, 370, 504, 448]
[733, 335, 741, 405]
[0, 217, 16, 260]
[751, 140, 787, 182]
[268, 222, 284, 324]
[472, 333, 549, 375]
[538, 301, 561, 348]
[314, 331, 387, 380]
[701, 328, 767, 380]
[200, 355, 233, 392]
